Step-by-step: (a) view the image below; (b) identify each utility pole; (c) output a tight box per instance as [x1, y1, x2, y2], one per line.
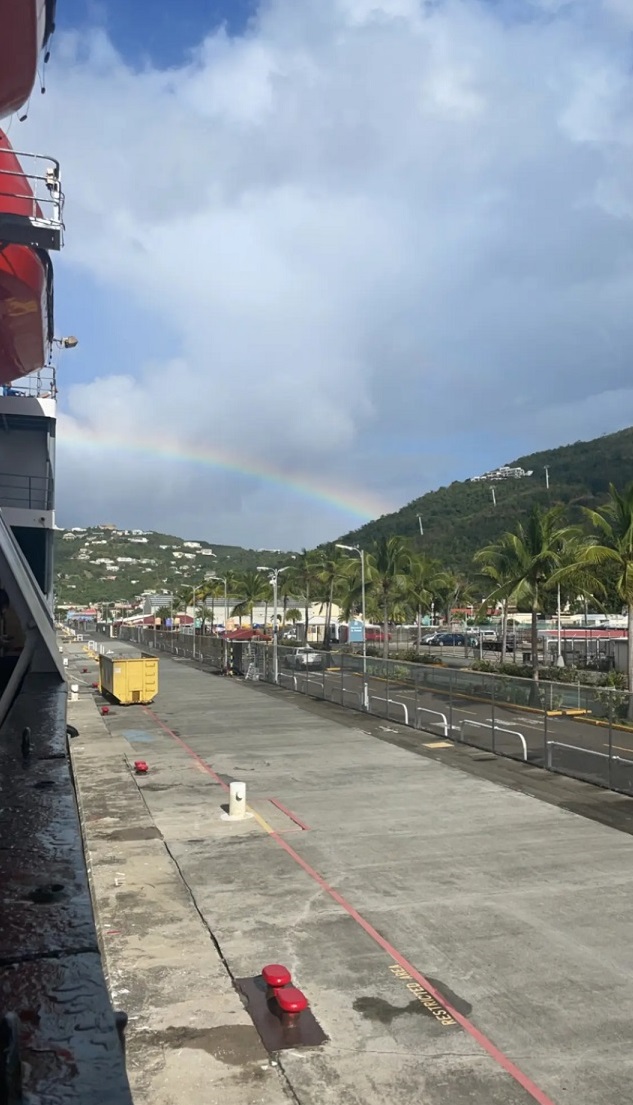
[491, 487, 496, 507]
[417, 515, 423, 536]
[257, 565, 289, 684]
[556, 584, 565, 667]
[336, 544, 368, 709]
[544, 466, 550, 491]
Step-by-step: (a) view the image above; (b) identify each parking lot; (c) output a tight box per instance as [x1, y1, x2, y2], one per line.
[276, 654, 633, 794]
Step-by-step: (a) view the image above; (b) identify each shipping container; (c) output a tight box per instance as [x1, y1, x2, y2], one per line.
[98, 653, 158, 705]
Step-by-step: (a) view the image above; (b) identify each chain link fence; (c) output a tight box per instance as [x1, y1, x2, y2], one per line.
[111, 627, 633, 798]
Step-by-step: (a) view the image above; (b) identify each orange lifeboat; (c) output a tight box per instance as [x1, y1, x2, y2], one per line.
[0, 0, 56, 120]
[0, 130, 52, 384]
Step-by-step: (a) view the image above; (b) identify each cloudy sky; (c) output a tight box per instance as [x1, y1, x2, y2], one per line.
[12, 0, 633, 546]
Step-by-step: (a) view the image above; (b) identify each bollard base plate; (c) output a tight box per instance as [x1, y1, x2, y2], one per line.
[236, 976, 327, 1052]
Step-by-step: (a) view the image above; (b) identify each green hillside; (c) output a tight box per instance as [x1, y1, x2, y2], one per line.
[337, 426, 633, 572]
[54, 526, 290, 607]
[55, 426, 633, 607]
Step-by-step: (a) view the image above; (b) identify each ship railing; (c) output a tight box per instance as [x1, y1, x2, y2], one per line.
[0, 472, 53, 511]
[0, 151, 64, 251]
[0, 367, 57, 399]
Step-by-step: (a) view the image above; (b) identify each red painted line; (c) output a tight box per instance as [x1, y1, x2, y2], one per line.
[264, 836, 557, 1105]
[142, 706, 229, 792]
[268, 797, 311, 831]
[142, 705, 557, 1105]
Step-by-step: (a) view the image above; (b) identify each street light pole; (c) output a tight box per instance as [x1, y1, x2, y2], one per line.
[336, 544, 368, 710]
[192, 583, 196, 658]
[556, 584, 565, 668]
[258, 566, 289, 684]
[191, 556, 217, 661]
[206, 576, 228, 629]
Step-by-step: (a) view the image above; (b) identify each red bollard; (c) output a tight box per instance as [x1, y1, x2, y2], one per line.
[91, 682, 98, 689]
[262, 964, 291, 998]
[134, 760, 148, 775]
[276, 986, 309, 1025]
[82, 668, 88, 673]
[100, 706, 110, 715]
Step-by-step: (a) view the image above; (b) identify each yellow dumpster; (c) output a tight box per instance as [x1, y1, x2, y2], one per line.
[98, 654, 158, 705]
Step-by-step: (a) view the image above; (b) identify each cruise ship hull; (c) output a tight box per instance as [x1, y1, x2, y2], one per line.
[0, 0, 55, 119]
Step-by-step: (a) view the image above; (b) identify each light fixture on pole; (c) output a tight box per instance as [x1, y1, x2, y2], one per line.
[336, 544, 368, 709]
[257, 565, 290, 684]
[52, 335, 79, 349]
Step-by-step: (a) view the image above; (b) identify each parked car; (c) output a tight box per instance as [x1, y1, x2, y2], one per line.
[285, 646, 323, 670]
[435, 633, 466, 647]
[365, 627, 392, 642]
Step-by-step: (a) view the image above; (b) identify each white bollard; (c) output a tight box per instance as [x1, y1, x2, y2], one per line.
[62, 657, 68, 667]
[229, 781, 246, 819]
[70, 684, 79, 702]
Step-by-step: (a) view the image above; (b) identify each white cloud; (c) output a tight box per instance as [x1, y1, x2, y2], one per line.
[15, 0, 633, 545]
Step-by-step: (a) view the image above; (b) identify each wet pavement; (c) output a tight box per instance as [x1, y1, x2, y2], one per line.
[67, 636, 633, 1105]
[0, 669, 132, 1104]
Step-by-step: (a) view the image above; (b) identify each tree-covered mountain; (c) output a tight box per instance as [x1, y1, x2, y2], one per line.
[336, 427, 633, 574]
[54, 525, 290, 607]
[55, 427, 633, 607]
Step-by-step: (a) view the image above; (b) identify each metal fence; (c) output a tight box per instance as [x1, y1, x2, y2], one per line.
[113, 628, 633, 798]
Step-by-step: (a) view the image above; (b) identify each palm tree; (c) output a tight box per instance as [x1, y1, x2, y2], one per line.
[178, 578, 225, 633]
[195, 603, 213, 634]
[481, 505, 580, 683]
[201, 577, 224, 634]
[278, 571, 294, 629]
[365, 536, 412, 659]
[175, 584, 194, 610]
[474, 537, 527, 663]
[433, 570, 475, 630]
[315, 547, 348, 650]
[406, 554, 441, 651]
[286, 550, 320, 644]
[231, 570, 271, 627]
[567, 484, 633, 695]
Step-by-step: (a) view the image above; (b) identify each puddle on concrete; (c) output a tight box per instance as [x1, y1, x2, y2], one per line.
[105, 826, 163, 841]
[142, 1025, 264, 1065]
[426, 976, 472, 1017]
[27, 883, 65, 904]
[354, 997, 422, 1024]
[355, 976, 471, 1025]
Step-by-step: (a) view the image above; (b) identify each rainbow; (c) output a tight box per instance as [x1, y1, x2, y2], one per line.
[59, 422, 393, 522]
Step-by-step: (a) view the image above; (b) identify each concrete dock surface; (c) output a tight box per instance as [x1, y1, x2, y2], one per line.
[66, 638, 633, 1105]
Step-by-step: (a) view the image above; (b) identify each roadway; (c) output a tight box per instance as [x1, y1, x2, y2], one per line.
[279, 659, 633, 794]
